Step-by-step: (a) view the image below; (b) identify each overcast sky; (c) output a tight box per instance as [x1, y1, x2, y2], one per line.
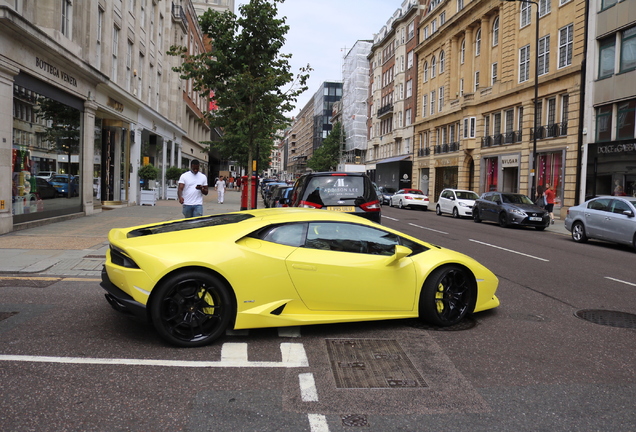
[278, 0, 403, 116]
[272, 0, 405, 117]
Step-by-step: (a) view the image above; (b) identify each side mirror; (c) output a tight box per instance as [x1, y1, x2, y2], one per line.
[387, 245, 412, 264]
[623, 210, 634, 218]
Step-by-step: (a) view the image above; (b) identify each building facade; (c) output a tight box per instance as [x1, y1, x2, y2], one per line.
[2, 0, 210, 234]
[413, 0, 585, 216]
[367, 0, 419, 191]
[582, 0, 636, 200]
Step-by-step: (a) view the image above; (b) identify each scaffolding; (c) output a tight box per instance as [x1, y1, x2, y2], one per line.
[341, 40, 372, 163]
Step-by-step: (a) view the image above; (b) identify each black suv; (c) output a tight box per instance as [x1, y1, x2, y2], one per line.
[290, 172, 381, 223]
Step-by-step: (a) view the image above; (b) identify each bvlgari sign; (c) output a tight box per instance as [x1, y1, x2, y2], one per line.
[35, 57, 77, 87]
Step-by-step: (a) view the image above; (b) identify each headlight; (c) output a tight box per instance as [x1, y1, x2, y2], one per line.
[509, 208, 527, 216]
[458, 202, 469, 207]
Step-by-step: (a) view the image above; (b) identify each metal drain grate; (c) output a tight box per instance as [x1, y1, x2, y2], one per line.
[342, 414, 369, 427]
[575, 309, 636, 329]
[405, 316, 477, 331]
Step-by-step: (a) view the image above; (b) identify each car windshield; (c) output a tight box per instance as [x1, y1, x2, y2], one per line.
[502, 194, 533, 205]
[456, 191, 479, 200]
[127, 213, 254, 237]
[302, 176, 366, 206]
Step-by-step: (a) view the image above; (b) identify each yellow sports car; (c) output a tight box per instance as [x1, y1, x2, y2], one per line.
[101, 208, 499, 347]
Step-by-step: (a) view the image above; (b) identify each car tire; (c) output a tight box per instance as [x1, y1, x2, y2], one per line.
[535, 226, 546, 231]
[473, 208, 482, 223]
[571, 221, 588, 243]
[150, 270, 235, 347]
[436, 205, 442, 216]
[398, 200, 404, 209]
[419, 265, 476, 327]
[498, 212, 509, 228]
[452, 207, 459, 218]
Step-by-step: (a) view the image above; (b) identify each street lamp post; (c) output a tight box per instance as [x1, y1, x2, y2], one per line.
[506, 0, 540, 201]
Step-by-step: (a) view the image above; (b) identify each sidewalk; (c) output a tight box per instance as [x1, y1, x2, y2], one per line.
[0, 190, 571, 277]
[0, 189, 244, 277]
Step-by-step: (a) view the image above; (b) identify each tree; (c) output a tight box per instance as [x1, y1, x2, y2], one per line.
[169, 0, 310, 209]
[307, 122, 344, 172]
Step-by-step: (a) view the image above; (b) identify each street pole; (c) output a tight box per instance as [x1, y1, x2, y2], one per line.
[506, 0, 539, 200]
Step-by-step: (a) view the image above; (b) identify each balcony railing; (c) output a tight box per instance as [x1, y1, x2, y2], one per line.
[172, 3, 188, 31]
[434, 142, 460, 154]
[530, 122, 568, 140]
[377, 104, 394, 118]
[481, 130, 522, 148]
[417, 147, 431, 157]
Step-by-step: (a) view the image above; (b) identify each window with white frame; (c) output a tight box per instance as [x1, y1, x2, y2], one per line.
[422, 94, 428, 117]
[137, 52, 144, 99]
[475, 28, 481, 56]
[439, 51, 445, 73]
[492, 16, 499, 46]
[539, 0, 551, 18]
[424, 26, 429, 40]
[431, 56, 437, 78]
[408, 21, 415, 40]
[440, 12, 446, 25]
[407, 51, 414, 69]
[398, 111, 403, 128]
[399, 83, 404, 100]
[474, 71, 480, 91]
[457, 0, 464, 12]
[406, 109, 412, 126]
[423, 61, 429, 82]
[97, 7, 104, 67]
[492, 62, 498, 85]
[538, 35, 550, 75]
[438, 86, 444, 112]
[112, 26, 120, 81]
[521, 2, 531, 28]
[460, 78, 464, 97]
[406, 80, 412, 98]
[463, 117, 476, 138]
[561, 95, 569, 124]
[61, 0, 72, 37]
[430, 90, 436, 115]
[519, 44, 530, 82]
[558, 23, 573, 68]
[432, 19, 437, 33]
[460, 39, 466, 64]
[126, 40, 133, 91]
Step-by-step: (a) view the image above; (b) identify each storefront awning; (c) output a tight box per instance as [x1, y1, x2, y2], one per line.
[376, 155, 412, 164]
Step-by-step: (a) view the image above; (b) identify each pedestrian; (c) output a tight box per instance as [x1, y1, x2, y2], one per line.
[535, 185, 546, 208]
[544, 183, 556, 224]
[215, 175, 226, 204]
[177, 159, 208, 218]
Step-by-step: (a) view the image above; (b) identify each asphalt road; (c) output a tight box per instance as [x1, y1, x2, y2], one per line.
[1, 206, 635, 432]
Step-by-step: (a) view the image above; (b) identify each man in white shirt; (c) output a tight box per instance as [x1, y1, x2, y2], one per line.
[177, 160, 208, 218]
[215, 175, 226, 204]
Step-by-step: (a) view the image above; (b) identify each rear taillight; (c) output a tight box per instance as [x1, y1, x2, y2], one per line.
[360, 200, 381, 212]
[300, 200, 323, 209]
[405, 195, 413, 200]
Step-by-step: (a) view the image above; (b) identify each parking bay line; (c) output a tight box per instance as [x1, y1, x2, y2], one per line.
[605, 277, 636, 287]
[469, 239, 549, 262]
[0, 342, 309, 368]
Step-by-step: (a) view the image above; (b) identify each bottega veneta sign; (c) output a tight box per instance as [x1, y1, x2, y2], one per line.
[35, 57, 77, 87]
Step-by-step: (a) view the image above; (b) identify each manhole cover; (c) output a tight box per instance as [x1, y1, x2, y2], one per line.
[405, 316, 477, 331]
[575, 309, 636, 329]
[326, 339, 427, 389]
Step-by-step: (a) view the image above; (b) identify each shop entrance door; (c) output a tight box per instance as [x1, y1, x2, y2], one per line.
[101, 120, 130, 204]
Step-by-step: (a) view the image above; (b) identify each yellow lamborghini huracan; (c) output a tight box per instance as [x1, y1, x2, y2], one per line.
[101, 208, 499, 347]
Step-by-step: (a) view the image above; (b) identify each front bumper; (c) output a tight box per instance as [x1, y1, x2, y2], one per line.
[100, 266, 148, 321]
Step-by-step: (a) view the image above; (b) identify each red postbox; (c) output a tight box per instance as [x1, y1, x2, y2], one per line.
[240, 175, 258, 210]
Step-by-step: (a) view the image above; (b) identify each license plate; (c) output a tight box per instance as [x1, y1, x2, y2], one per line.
[529, 217, 543, 221]
[413, 197, 423, 200]
[327, 206, 355, 212]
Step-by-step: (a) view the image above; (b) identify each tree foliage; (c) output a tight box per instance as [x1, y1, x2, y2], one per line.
[168, 0, 311, 173]
[307, 122, 343, 172]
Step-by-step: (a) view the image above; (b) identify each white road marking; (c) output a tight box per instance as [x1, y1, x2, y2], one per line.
[299, 373, 319, 402]
[307, 414, 329, 432]
[408, 223, 448, 235]
[0, 343, 309, 368]
[469, 239, 549, 262]
[605, 277, 636, 287]
[382, 215, 399, 221]
[278, 326, 301, 337]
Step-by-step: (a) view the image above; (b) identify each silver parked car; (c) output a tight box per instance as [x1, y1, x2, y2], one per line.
[564, 196, 636, 252]
[436, 189, 479, 218]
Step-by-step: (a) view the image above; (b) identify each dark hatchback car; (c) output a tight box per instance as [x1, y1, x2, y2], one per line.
[473, 191, 550, 230]
[35, 177, 57, 199]
[290, 172, 381, 223]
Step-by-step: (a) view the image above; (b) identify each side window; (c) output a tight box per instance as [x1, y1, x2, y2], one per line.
[611, 199, 630, 214]
[306, 222, 401, 255]
[588, 198, 611, 212]
[258, 223, 307, 247]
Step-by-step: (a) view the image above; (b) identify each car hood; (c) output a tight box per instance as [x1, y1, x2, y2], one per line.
[505, 203, 545, 212]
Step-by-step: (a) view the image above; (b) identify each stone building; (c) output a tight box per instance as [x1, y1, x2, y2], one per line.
[413, 0, 585, 216]
[2, 0, 211, 234]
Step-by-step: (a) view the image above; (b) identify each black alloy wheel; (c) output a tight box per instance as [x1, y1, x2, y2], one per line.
[150, 271, 234, 347]
[419, 265, 476, 327]
[473, 208, 482, 223]
[498, 212, 509, 228]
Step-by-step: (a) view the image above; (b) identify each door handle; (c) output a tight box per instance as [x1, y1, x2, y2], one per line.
[291, 264, 316, 271]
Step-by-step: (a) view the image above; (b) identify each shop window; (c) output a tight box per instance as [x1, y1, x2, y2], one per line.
[596, 105, 613, 142]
